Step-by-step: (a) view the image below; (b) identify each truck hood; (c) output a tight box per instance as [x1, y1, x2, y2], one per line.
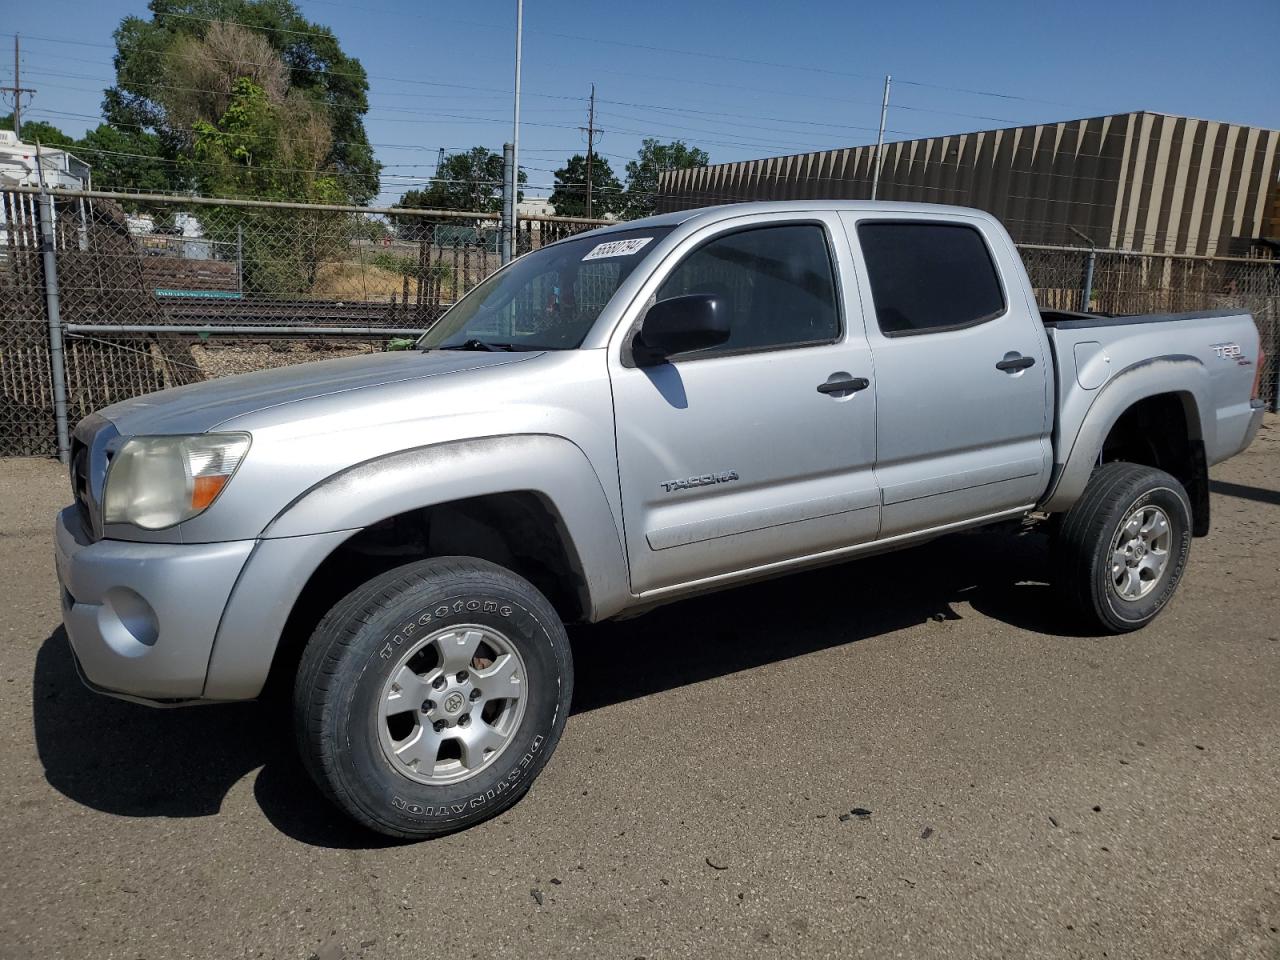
[97, 349, 535, 436]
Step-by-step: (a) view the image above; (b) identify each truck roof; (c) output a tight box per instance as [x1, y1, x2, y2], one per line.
[583, 199, 997, 236]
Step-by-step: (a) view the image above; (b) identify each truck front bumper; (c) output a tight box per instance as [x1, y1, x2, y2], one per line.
[54, 506, 254, 704]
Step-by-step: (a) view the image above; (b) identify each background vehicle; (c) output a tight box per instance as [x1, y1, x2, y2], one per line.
[54, 201, 1266, 838]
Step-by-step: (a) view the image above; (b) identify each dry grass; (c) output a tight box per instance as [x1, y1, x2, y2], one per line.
[310, 261, 419, 302]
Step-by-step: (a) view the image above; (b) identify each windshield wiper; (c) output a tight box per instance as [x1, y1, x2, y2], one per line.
[438, 339, 519, 352]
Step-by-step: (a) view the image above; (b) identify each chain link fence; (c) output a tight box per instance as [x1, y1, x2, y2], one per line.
[1020, 243, 1279, 406]
[0, 188, 605, 457]
[0, 191, 56, 456]
[2, 187, 1276, 459]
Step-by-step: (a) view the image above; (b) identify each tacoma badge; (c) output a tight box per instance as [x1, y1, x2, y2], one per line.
[660, 470, 739, 493]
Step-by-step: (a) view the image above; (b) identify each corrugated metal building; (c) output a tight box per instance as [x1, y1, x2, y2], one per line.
[657, 111, 1280, 256]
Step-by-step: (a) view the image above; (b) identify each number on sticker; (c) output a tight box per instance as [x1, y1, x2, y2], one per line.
[582, 237, 653, 261]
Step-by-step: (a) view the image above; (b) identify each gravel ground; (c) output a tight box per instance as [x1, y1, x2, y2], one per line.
[1, 418, 1277, 960]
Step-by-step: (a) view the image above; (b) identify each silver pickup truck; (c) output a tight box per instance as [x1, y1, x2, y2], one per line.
[54, 201, 1265, 838]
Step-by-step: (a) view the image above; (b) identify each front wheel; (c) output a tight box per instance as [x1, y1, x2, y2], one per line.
[1053, 462, 1193, 633]
[294, 557, 573, 839]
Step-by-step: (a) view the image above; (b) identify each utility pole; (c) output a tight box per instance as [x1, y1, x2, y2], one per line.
[509, 0, 523, 258]
[12, 34, 20, 137]
[436, 147, 446, 172]
[2, 35, 37, 138]
[871, 74, 891, 201]
[501, 142, 514, 264]
[581, 84, 596, 218]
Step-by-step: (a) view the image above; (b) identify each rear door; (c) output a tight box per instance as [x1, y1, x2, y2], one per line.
[841, 213, 1052, 537]
[609, 214, 880, 595]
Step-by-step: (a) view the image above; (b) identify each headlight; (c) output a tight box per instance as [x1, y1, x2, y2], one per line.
[103, 433, 251, 530]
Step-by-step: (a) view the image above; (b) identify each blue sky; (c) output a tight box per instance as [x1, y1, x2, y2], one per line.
[5, 0, 1279, 206]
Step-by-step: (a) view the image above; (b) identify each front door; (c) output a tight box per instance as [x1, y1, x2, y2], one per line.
[609, 216, 880, 596]
[842, 213, 1053, 537]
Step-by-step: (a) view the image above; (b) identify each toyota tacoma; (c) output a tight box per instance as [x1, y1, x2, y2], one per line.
[54, 201, 1267, 837]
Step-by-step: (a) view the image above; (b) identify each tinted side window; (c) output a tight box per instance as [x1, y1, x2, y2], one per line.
[656, 224, 838, 356]
[857, 222, 1005, 336]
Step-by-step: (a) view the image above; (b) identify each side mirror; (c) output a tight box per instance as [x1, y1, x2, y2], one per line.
[634, 294, 730, 364]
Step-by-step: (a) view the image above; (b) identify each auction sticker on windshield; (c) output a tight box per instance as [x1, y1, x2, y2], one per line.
[582, 237, 654, 261]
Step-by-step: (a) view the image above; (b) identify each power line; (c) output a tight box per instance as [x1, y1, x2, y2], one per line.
[593, 106, 899, 148]
[152, 6, 1122, 114]
[27, 86, 866, 160]
[595, 112, 850, 152]
[21, 62, 903, 147]
[594, 95, 915, 137]
[0, 21, 1109, 115]
[252, 3, 1093, 110]
[6, 33, 1154, 145]
[22, 57, 1117, 151]
[28, 93, 1264, 197]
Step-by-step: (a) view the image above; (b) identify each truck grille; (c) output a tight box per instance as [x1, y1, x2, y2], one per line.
[70, 437, 92, 534]
[68, 414, 118, 541]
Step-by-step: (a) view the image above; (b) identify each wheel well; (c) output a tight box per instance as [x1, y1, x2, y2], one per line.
[1099, 391, 1209, 536]
[261, 492, 588, 700]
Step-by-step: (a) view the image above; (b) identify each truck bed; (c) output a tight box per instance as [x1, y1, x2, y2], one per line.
[1044, 306, 1262, 473]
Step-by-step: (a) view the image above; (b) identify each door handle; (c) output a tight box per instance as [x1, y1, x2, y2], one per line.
[995, 354, 1036, 372]
[816, 376, 870, 395]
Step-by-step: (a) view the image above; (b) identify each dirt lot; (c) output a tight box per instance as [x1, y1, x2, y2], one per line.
[1, 420, 1278, 960]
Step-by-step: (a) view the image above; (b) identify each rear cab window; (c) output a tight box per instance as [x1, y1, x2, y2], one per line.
[856, 221, 1005, 336]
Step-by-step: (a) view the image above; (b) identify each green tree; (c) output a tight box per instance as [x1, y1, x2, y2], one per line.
[188, 77, 340, 202]
[75, 124, 175, 193]
[3, 114, 174, 195]
[393, 147, 525, 238]
[0, 114, 75, 148]
[103, 0, 380, 202]
[399, 148, 517, 214]
[549, 152, 623, 218]
[189, 78, 346, 293]
[623, 138, 710, 220]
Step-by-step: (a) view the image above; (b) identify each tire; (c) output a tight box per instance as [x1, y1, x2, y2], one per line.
[294, 557, 573, 839]
[1054, 462, 1193, 633]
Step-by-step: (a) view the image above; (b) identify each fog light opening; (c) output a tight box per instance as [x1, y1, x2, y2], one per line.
[100, 587, 160, 650]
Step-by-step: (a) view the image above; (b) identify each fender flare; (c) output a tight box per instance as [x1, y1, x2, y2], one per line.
[202, 434, 631, 700]
[1039, 355, 1211, 514]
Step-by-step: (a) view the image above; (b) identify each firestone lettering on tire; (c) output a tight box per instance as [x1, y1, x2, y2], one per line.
[378, 597, 514, 660]
[390, 735, 545, 818]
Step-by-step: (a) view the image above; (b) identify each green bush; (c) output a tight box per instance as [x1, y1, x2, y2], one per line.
[369, 252, 416, 275]
[368, 252, 453, 286]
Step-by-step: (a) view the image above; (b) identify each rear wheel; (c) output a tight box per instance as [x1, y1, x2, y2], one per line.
[294, 557, 573, 839]
[1054, 462, 1192, 633]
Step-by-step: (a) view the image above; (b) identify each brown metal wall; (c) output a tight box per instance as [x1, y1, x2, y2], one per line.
[657, 112, 1280, 256]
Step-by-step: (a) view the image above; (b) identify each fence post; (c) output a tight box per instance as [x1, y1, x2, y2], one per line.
[36, 190, 71, 464]
[1081, 249, 1096, 313]
[501, 142, 514, 265]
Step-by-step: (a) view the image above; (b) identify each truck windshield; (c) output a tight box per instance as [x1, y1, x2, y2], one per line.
[419, 227, 673, 352]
